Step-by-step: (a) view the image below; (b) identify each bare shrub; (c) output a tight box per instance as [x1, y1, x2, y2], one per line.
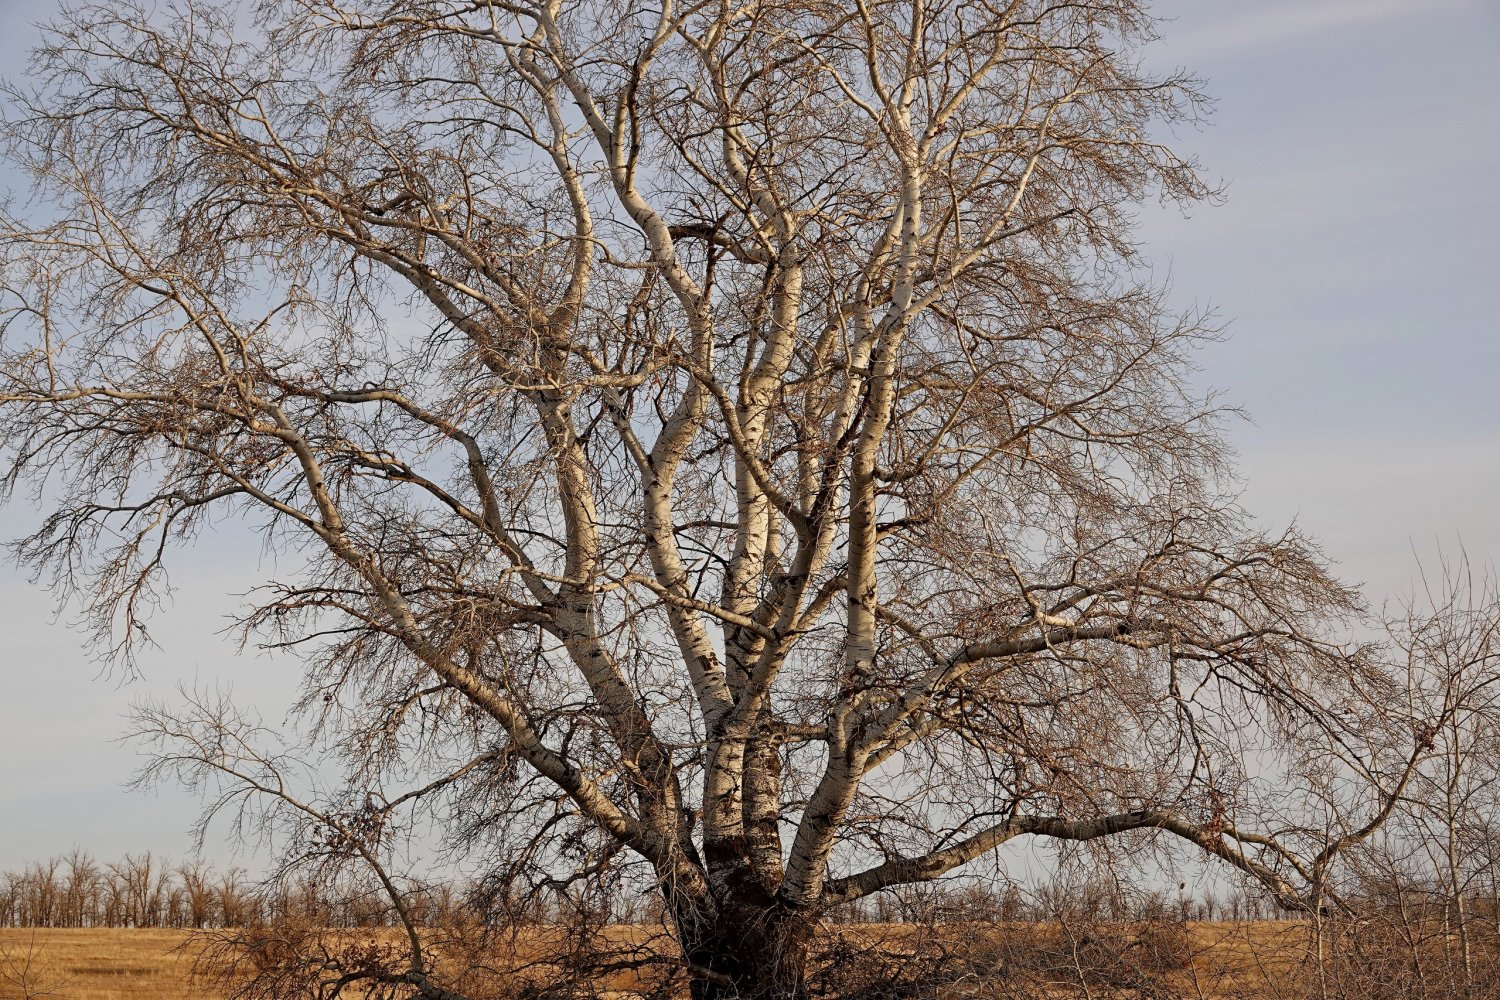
[0, 934, 74, 1000]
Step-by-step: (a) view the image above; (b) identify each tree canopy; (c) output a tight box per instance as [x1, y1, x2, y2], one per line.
[0, 2, 1456, 997]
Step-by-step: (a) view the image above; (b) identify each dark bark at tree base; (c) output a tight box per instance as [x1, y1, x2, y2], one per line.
[676, 898, 814, 1000]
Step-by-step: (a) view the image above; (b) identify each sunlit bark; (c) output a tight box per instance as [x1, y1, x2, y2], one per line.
[0, 2, 1459, 996]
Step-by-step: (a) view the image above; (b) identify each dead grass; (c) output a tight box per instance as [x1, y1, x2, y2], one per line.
[0, 922, 1316, 1000]
[0, 929, 206, 1000]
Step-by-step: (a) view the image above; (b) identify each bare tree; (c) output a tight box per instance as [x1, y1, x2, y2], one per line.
[0, 1, 1461, 996]
[1301, 565, 1500, 1000]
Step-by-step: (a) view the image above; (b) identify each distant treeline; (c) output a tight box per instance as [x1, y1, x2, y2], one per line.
[0, 852, 471, 929]
[2, 852, 256, 928]
[1, 850, 1292, 929]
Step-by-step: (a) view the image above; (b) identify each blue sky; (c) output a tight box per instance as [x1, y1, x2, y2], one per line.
[1139, 0, 1500, 595]
[0, 0, 1497, 870]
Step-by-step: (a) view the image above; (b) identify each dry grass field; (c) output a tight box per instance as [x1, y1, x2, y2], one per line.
[0, 929, 204, 1000]
[0, 922, 1320, 1000]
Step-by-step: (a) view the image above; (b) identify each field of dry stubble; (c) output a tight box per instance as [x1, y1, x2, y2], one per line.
[0, 928, 201, 1000]
[0, 922, 1317, 1000]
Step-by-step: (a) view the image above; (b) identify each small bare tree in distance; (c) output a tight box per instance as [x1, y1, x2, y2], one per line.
[0, 1, 1472, 996]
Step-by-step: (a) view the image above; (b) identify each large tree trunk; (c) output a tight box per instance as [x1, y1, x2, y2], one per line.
[673, 893, 814, 1000]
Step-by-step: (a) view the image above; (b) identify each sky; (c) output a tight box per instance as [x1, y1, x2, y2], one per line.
[1139, 0, 1500, 595]
[0, 0, 1498, 872]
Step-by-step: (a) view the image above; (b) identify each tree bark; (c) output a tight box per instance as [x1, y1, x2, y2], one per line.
[673, 891, 813, 1000]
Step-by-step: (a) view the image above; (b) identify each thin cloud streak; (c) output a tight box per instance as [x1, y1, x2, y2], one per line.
[1166, 0, 1474, 60]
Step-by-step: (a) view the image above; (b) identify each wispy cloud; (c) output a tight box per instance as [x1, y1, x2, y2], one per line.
[1166, 0, 1475, 60]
